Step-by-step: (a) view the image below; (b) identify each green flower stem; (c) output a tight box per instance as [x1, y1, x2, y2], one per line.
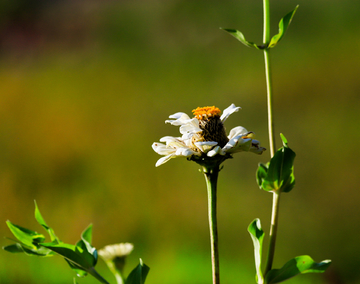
[263, 0, 271, 43]
[104, 260, 124, 284]
[264, 48, 276, 157]
[264, 191, 280, 276]
[203, 165, 220, 284]
[263, 0, 279, 277]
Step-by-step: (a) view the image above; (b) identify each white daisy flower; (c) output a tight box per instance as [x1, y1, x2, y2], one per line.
[152, 104, 266, 167]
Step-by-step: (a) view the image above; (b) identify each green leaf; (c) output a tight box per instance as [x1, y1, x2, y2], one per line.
[248, 219, 265, 284]
[3, 243, 25, 253]
[77, 224, 97, 267]
[6, 221, 45, 249]
[268, 6, 299, 48]
[34, 201, 59, 243]
[125, 259, 150, 284]
[265, 255, 331, 283]
[256, 134, 295, 193]
[221, 28, 263, 49]
[40, 242, 93, 270]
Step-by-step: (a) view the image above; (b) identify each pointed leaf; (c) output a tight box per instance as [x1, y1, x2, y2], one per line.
[3, 243, 25, 253]
[265, 255, 331, 283]
[34, 201, 59, 243]
[248, 219, 265, 284]
[77, 224, 97, 267]
[40, 242, 93, 270]
[6, 221, 45, 249]
[125, 259, 150, 284]
[221, 28, 262, 49]
[268, 6, 299, 48]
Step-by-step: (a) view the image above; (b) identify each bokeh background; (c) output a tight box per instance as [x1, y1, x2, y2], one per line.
[0, 0, 359, 283]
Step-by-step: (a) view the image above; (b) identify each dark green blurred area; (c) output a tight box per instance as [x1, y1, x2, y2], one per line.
[0, 0, 359, 283]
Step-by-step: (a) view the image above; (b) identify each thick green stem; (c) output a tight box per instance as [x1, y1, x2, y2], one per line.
[264, 191, 280, 275]
[203, 166, 220, 284]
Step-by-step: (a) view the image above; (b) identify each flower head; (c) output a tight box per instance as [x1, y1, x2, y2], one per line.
[99, 243, 134, 277]
[98, 243, 134, 261]
[152, 104, 265, 167]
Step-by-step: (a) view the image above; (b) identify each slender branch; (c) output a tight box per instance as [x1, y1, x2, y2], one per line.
[262, 0, 280, 277]
[203, 166, 220, 284]
[263, 0, 271, 44]
[264, 191, 280, 275]
[263, 48, 276, 157]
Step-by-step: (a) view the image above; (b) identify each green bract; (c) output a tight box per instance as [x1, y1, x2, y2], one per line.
[256, 134, 295, 193]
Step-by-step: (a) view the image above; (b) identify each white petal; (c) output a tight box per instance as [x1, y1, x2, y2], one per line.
[207, 146, 225, 157]
[194, 141, 218, 153]
[155, 154, 174, 167]
[152, 142, 177, 155]
[165, 112, 192, 126]
[222, 137, 252, 153]
[220, 104, 241, 122]
[175, 147, 198, 157]
[179, 118, 202, 134]
[159, 136, 187, 148]
[228, 126, 249, 139]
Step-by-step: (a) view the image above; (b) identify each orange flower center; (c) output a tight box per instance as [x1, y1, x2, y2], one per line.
[192, 106, 221, 120]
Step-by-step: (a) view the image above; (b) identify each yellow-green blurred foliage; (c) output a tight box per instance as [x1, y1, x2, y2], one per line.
[0, 0, 359, 283]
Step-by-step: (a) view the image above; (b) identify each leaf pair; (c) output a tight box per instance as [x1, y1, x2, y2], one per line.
[248, 219, 331, 284]
[222, 6, 298, 50]
[257, 134, 295, 193]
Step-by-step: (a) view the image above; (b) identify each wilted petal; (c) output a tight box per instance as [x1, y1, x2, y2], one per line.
[220, 104, 241, 122]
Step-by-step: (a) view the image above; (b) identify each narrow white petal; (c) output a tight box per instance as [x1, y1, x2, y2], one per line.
[228, 126, 249, 139]
[155, 154, 174, 167]
[220, 104, 241, 122]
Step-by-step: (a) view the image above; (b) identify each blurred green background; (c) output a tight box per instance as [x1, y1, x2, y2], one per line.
[0, 0, 359, 283]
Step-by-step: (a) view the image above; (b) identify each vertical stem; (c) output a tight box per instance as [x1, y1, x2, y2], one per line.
[203, 166, 220, 284]
[264, 48, 276, 157]
[264, 191, 280, 275]
[263, 0, 280, 277]
[263, 0, 271, 43]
